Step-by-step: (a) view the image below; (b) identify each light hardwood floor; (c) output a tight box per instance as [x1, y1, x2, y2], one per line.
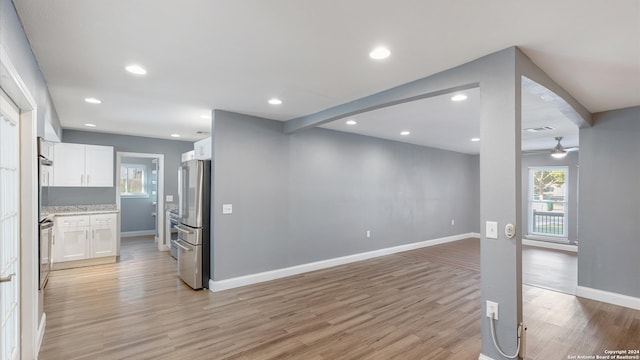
[39, 237, 639, 359]
[522, 245, 577, 295]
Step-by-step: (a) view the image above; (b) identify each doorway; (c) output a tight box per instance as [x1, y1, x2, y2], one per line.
[115, 152, 165, 252]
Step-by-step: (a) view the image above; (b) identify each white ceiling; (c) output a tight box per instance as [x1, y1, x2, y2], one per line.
[320, 85, 579, 154]
[13, 0, 640, 145]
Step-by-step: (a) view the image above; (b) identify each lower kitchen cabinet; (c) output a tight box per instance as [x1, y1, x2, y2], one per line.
[53, 216, 90, 262]
[90, 214, 117, 257]
[53, 213, 118, 268]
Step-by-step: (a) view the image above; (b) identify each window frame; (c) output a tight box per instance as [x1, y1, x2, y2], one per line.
[120, 163, 149, 198]
[527, 166, 569, 239]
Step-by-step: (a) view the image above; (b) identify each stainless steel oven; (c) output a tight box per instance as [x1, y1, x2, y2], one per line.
[39, 219, 53, 289]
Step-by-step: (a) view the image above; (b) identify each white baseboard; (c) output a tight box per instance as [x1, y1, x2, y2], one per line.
[121, 230, 156, 238]
[36, 312, 46, 358]
[478, 354, 495, 360]
[523, 239, 578, 253]
[576, 286, 640, 311]
[210, 233, 477, 292]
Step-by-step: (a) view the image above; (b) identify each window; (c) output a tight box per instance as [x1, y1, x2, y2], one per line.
[528, 167, 568, 239]
[120, 164, 147, 197]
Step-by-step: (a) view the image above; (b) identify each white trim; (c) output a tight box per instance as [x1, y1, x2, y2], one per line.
[576, 286, 640, 311]
[120, 230, 156, 238]
[36, 312, 46, 356]
[2, 43, 40, 360]
[210, 233, 477, 292]
[478, 354, 496, 360]
[522, 239, 577, 253]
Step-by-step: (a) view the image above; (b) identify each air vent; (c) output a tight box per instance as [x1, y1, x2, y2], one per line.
[524, 126, 554, 133]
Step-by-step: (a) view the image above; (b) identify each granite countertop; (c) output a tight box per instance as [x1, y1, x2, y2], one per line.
[43, 204, 120, 217]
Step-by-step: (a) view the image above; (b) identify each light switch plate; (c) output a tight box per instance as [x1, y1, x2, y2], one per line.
[166, 195, 173, 202]
[222, 204, 233, 215]
[486, 221, 498, 239]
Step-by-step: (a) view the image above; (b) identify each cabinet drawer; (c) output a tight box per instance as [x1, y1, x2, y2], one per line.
[56, 215, 91, 228]
[91, 213, 117, 227]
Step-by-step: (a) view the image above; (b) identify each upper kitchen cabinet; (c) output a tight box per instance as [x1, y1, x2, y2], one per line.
[85, 145, 114, 186]
[53, 143, 114, 187]
[194, 137, 211, 160]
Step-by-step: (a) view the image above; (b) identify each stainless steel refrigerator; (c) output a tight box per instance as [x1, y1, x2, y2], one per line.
[176, 159, 211, 289]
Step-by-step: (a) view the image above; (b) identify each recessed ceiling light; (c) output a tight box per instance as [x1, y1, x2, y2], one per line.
[346, 120, 357, 125]
[471, 137, 480, 142]
[268, 98, 282, 105]
[170, 134, 181, 138]
[451, 94, 467, 102]
[84, 123, 97, 127]
[369, 46, 391, 60]
[200, 114, 212, 120]
[400, 131, 410, 136]
[84, 97, 101, 104]
[125, 64, 147, 75]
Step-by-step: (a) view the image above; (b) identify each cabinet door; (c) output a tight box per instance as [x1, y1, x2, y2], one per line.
[53, 143, 86, 186]
[41, 166, 53, 186]
[54, 217, 90, 262]
[194, 137, 211, 160]
[85, 145, 114, 187]
[90, 214, 117, 257]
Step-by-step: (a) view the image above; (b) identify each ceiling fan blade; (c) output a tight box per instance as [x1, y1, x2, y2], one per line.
[566, 147, 579, 152]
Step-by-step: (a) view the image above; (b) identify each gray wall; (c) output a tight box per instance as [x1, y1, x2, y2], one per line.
[0, 0, 62, 139]
[578, 106, 640, 298]
[51, 130, 194, 221]
[275, 47, 591, 359]
[212, 110, 480, 280]
[120, 157, 156, 232]
[521, 151, 579, 244]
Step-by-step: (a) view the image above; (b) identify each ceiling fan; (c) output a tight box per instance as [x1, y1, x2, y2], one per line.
[521, 136, 578, 157]
[550, 136, 578, 158]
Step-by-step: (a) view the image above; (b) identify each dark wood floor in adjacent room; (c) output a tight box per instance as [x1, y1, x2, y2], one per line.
[39, 237, 640, 360]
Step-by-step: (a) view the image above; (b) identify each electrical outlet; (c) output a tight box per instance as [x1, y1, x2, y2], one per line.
[222, 204, 233, 214]
[486, 300, 499, 320]
[366, 230, 371, 238]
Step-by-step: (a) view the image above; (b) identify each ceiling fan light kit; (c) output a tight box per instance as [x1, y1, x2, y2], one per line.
[551, 136, 568, 158]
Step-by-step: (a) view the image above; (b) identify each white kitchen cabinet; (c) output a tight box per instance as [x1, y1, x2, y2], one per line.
[53, 143, 114, 187]
[53, 215, 91, 262]
[53, 143, 85, 186]
[85, 145, 114, 187]
[194, 137, 211, 160]
[40, 140, 55, 185]
[90, 213, 117, 257]
[53, 213, 118, 265]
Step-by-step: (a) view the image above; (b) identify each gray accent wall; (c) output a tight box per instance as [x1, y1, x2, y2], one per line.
[212, 110, 480, 280]
[270, 47, 589, 359]
[578, 106, 640, 298]
[120, 157, 157, 232]
[521, 152, 579, 244]
[0, 0, 62, 138]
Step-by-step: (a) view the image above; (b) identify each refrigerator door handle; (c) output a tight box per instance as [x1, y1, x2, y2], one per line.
[173, 240, 191, 252]
[175, 225, 193, 234]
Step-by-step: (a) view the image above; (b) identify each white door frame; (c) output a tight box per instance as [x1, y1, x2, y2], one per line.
[115, 152, 166, 251]
[1, 44, 41, 358]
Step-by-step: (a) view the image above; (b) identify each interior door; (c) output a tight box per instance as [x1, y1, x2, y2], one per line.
[1, 89, 21, 360]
